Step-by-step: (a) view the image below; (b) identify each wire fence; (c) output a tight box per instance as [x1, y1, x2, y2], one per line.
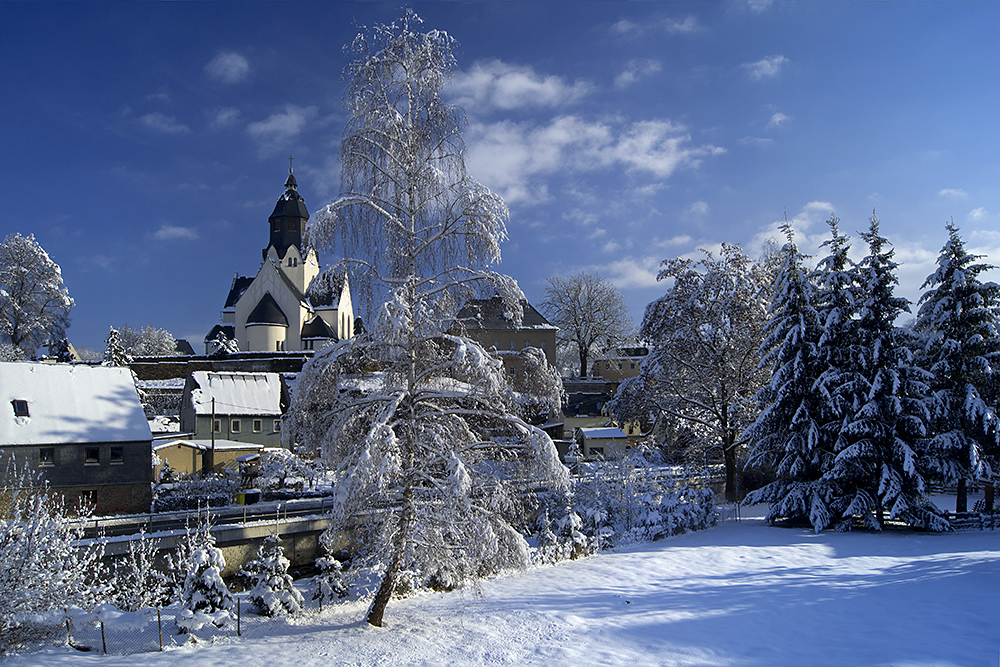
[27, 595, 337, 657]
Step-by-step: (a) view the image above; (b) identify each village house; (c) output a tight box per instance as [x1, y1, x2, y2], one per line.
[0, 362, 153, 515]
[452, 296, 558, 375]
[178, 370, 287, 449]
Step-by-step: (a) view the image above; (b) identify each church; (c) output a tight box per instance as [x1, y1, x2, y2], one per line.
[205, 167, 353, 354]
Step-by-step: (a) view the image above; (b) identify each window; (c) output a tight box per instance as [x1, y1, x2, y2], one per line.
[213, 419, 222, 433]
[273, 419, 281, 432]
[85, 447, 100, 464]
[509, 365, 517, 376]
[110, 447, 123, 464]
[272, 220, 280, 233]
[605, 363, 610, 370]
[288, 219, 298, 232]
[540, 340, 546, 351]
[231, 419, 241, 433]
[11, 399, 29, 417]
[630, 362, 635, 370]
[523, 339, 531, 349]
[492, 339, 500, 349]
[509, 340, 516, 350]
[39, 448, 54, 466]
[253, 419, 262, 433]
[618, 362, 623, 370]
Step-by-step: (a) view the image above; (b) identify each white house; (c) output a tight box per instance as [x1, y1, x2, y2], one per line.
[205, 168, 353, 354]
[178, 371, 286, 449]
[0, 362, 153, 515]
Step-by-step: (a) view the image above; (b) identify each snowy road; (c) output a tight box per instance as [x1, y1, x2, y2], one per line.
[13, 510, 1000, 667]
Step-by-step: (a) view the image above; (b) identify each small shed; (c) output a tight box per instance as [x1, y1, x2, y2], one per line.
[153, 438, 265, 478]
[578, 426, 631, 459]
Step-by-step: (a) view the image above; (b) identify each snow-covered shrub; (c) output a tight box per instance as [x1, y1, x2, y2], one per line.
[313, 555, 349, 608]
[110, 530, 172, 612]
[177, 513, 233, 630]
[572, 449, 718, 549]
[241, 533, 303, 617]
[0, 458, 107, 654]
[152, 471, 240, 512]
[257, 449, 320, 495]
[531, 507, 591, 564]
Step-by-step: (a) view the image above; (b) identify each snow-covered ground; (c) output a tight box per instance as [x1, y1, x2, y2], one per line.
[11, 504, 999, 667]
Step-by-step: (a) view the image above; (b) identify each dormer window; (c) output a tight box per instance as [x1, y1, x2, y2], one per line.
[11, 400, 29, 417]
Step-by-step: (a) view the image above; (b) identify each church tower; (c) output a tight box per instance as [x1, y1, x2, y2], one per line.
[262, 166, 319, 295]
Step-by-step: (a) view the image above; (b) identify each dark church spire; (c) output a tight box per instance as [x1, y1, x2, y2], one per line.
[265, 162, 309, 261]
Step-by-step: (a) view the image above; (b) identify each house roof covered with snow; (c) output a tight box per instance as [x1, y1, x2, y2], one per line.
[454, 297, 557, 331]
[1, 362, 152, 446]
[579, 426, 629, 440]
[187, 371, 283, 416]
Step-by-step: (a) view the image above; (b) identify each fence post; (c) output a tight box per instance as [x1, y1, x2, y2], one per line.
[157, 608, 163, 651]
[237, 597, 241, 637]
[100, 622, 107, 654]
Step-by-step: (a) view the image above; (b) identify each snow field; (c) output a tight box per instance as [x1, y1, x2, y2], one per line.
[10, 506, 999, 667]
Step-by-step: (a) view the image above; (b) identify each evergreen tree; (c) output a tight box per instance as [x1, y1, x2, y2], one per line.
[103, 326, 131, 367]
[745, 224, 836, 531]
[914, 222, 1000, 513]
[178, 513, 233, 625]
[242, 533, 303, 617]
[826, 215, 943, 530]
[312, 545, 349, 610]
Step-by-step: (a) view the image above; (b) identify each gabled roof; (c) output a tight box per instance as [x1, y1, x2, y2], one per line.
[301, 315, 337, 340]
[188, 371, 283, 416]
[454, 297, 557, 331]
[580, 426, 629, 440]
[224, 275, 255, 311]
[204, 323, 236, 343]
[1, 362, 152, 446]
[246, 292, 288, 327]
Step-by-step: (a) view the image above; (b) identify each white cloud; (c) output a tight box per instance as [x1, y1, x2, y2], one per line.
[743, 55, 789, 81]
[739, 136, 773, 147]
[938, 188, 967, 198]
[969, 207, 988, 221]
[749, 201, 836, 257]
[140, 112, 190, 135]
[602, 240, 621, 253]
[208, 107, 241, 129]
[205, 52, 250, 84]
[746, 0, 774, 13]
[151, 224, 199, 241]
[615, 59, 663, 89]
[449, 60, 589, 112]
[690, 201, 709, 215]
[656, 234, 694, 248]
[466, 116, 725, 204]
[247, 105, 318, 156]
[767, 112, 789, 128]
[593, 257, 663, 289]
[612, 15, 703, 36]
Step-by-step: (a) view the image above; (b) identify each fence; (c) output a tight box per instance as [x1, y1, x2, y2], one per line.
[29, 595, 333, 657]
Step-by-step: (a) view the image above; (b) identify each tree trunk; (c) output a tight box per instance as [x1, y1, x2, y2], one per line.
[956, 478, 968, 513]
[984, 482, 995, 513]
[723, 442, 738, 503]
[579, 347, 588, 378]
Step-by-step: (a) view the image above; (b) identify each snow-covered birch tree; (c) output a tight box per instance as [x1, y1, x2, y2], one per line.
[287, 10, 568, 627]
[611, 244, 775, 502]
[0, 233, 74, 358]
[914, 222, 1000, 513]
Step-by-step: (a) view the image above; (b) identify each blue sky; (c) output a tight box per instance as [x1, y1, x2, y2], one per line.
[4, 1, 1000, 352]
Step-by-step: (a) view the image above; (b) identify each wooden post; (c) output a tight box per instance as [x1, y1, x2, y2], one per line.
[157, 608, 162, 651]
[237, 598, 241, 637]
[100, 622, 107, 654]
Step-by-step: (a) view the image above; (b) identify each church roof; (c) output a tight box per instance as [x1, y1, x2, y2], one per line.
[301, 315, 337, 340]
[246, 292, 288, 327]
[224, 275, 255, 310]
[454, 297, 557, 331]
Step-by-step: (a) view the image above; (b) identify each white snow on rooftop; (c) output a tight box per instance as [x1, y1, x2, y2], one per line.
[189, 371, 282, 416]
[580, 426, 629, 439]
[0, 362, 152, 445]
[153, 438, 264, 452]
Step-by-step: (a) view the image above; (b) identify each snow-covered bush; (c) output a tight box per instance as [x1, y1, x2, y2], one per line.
[0, 458, 106, 654]
[153, 471, 240, 512]
[111, 530, 172, 612]
[313, 555, 349, 608]
[571, 449, 718, 548]
[177, 513, 233, 631]
[257, 449, 320, 495]
[241, 533, 303, 617]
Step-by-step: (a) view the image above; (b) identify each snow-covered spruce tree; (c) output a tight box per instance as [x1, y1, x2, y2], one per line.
[0, 458, 106, 654]
[914, 221, 1000, 513]
[826, 215, 943, 530]
[313, 532, 349, 609]
[610, 244, 776, 502]
[103, 326, 132, 367]
[287, 11, 568, 628]
[241, 533, 303, 617]
[0, 232, 74, 358]
[178, 512, 233, 629]
[745, 223, 838, 531]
